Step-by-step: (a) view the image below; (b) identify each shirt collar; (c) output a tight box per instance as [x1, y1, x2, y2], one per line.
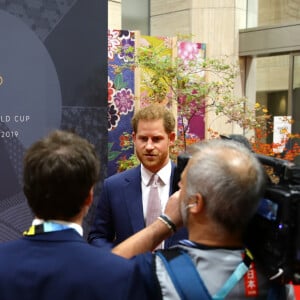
[32, 218, 83, 236]
[141, 160, 171, 186]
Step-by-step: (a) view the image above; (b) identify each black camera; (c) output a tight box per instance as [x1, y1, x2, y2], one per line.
[172, 152, 191, 192]
[244, 154, 300, 284]
[173, 152, 300, 284]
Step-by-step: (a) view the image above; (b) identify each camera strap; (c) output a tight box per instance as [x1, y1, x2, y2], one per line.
[156, 247, 254, 300]
[215, 248, 254, 299]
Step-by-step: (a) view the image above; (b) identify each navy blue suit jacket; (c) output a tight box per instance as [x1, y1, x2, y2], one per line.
[88, 164, 187, 249]
[0, 229, 147, 300]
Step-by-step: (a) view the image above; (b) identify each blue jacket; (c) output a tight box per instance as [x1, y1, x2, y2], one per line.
[0, 229, 147, 300]
[88, 164, 187, 249]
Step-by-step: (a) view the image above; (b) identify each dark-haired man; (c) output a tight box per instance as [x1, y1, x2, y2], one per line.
[0, 130, 146, 300]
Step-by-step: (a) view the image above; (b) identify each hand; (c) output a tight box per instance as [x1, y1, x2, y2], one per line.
[164, 190, 183, 229]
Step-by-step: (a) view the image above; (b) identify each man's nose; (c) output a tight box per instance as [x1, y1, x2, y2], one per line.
[145, 139, 154, 149]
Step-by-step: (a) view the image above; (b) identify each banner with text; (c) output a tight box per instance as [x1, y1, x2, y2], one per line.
[0, 0, 107, 241]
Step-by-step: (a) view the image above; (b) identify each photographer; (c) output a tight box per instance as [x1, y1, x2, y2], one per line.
[113, 139, 295, 299]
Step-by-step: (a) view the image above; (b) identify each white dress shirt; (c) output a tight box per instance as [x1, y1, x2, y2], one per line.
[141, 160, 172, 219]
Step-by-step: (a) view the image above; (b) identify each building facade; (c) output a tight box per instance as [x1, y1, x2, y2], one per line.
[108, 0, 300, 145]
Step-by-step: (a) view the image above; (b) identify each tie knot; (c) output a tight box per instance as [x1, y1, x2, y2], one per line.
[148, 174, 159, 187]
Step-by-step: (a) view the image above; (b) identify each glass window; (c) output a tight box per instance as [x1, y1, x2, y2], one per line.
[122, 0, 149, 35]
[292, 54, 300, 134]
[256, 55, 289, 143]
[247, 0, 300, 28]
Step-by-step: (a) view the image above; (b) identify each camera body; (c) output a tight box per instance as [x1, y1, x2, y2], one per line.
[245, 154, 300, 284]
[173, 152, 300, 284]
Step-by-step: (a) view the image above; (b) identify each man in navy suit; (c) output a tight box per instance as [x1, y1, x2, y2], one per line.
[0, 130, 147, 300]
[88, 104, 187, 249]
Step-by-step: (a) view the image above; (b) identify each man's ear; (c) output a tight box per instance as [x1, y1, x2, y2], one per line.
[132, 131, 136, 142]
[191, 194, 204, 213]
[84, 188, 94, 207]
[169, 132, 176, 144]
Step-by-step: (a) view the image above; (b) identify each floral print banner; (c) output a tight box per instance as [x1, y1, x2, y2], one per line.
[107, 30, 207, 175]
[177, 41, 206, 141]
[108, 29, 135, 175]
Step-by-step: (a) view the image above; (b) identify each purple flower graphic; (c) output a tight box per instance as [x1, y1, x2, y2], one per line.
[119, 30, 130, 39]
[108, 103, 120, 131]
[118, 37, 135, 62]
[114, 88, 134, 115]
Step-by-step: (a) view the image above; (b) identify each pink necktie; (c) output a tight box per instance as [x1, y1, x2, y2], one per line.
[146, 174, 161, 227]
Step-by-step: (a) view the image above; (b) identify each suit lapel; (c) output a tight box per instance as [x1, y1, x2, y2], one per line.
[122, 166, 145, 232]
[170, 162, 175, 195]
[121, 162, 175, 233]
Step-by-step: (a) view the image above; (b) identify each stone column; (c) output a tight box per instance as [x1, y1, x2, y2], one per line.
[108, 0, 122, 29]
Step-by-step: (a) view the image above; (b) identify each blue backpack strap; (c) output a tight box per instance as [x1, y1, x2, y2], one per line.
[156, 249, 212, 300]
[156, 247, 254, 300]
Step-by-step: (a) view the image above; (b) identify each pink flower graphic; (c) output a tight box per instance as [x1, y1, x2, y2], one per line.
[177, 41, 200, 61]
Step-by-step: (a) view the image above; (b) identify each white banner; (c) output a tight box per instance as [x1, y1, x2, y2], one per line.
[273, 116, 291, 153]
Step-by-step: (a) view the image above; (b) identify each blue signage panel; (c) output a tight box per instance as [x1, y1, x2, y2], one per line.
[0, 0, 107, 241]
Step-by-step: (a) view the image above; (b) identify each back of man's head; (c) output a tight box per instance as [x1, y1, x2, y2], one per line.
[23, 130, 100, 221]
[186, 139, 265, 234]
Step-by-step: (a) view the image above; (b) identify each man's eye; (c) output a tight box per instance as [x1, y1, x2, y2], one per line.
[152, 137, 161, 143]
